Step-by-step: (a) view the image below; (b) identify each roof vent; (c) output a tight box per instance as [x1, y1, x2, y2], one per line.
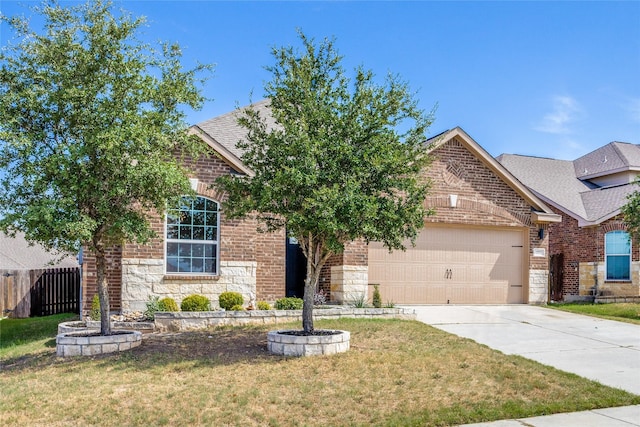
[602, 155, 607, 163]
[584, 168, 588, 174]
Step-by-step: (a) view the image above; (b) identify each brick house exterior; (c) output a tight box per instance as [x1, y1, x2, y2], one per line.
[81, 104, 563, 314]
[499, 141, 640, 301]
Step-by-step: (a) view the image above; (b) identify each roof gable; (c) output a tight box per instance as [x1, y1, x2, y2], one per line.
[428, 127, 560, 222]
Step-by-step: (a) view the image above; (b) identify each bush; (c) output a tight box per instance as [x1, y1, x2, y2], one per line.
[180, 294, 211, 312]
[372, 285, 382, 308]
[257, 301, 272, 310]
[158, 297, 179, 312]
[275, 297, 303, 310]
[90, 294, 101, 321]
[230, 304, 245, 311]
[144, 295, 160, 320]
[218, 292, 243, 310]
[349, 293, 368, 308]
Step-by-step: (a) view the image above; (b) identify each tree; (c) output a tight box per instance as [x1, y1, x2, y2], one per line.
[622, 178, 640, 239]
[217, 31, 433, 334]
[0, 0, 212, 335]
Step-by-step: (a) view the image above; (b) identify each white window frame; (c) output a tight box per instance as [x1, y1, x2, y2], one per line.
[605, 230, 631, 281]
[165, 196, 220, 275]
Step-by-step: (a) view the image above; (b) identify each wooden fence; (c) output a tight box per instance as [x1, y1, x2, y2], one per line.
[0, 267, 80, 318]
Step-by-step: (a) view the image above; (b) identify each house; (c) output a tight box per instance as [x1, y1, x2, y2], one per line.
[81, 102, 561, 314]
[498, 142, 640, 301]
[0, 231, 79, 317]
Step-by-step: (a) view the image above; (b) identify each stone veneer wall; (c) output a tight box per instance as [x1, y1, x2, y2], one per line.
[528, 269, 549, 304]
[330, 265, 368, 304]
[121, 259, 257, 312]
[579, 261, 640, 297]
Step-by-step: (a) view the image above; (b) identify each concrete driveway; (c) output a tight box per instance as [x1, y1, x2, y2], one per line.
[403, 305, 640, 395]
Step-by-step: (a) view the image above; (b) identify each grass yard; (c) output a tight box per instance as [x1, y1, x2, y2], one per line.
[548, 302, 640, 325]
[1, 317, 639, 426]
[0, 313, 79, 359]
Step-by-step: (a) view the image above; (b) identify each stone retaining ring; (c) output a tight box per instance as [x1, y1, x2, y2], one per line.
[267, 330, 350, 357]
[56, 330, 142, 357]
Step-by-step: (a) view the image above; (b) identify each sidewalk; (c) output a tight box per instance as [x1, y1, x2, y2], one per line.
[459, 404, 640, 426]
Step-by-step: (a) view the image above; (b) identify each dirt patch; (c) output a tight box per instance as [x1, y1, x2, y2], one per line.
[133, 327, 274, 363]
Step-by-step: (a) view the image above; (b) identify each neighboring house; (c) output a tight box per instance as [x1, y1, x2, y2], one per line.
[0, 232, 79, 317]
[498, 142, 640, 301]
[81, 102, 561, 314]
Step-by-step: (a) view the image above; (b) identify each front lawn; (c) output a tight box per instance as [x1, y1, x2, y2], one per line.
[547, 302, 640, 325]
[1, 317, 638, 426]
[0, 313, 78, 359]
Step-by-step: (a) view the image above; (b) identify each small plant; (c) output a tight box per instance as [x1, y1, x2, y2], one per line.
[372, 284, 382, 308]
[257, 301, 272, 310]
[229, 304, 245, 311]
[158, 297, 179, 312]
[218, 292, 244, 311]
[143, 295, 160, 320]
[384, 300, 396, 308]
[349, 293, 368, 308]
[275, 297, 303, 310]
[90, 294, 101, 321]
[313, 290, 327, 306]
[180, 294, 211, 312]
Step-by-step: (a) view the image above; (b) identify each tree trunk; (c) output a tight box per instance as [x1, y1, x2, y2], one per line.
[94, 242, 111, 336]
[300, 233, 332, 334]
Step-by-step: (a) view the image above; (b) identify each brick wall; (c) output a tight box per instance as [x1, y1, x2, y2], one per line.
[82, 148, 286, 314]
[549, 209, 639, 299]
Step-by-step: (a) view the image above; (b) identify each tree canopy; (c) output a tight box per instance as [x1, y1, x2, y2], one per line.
[0, 0, 212, 334]
[622, 179, 640, 239]
[217, 31, 434, 333]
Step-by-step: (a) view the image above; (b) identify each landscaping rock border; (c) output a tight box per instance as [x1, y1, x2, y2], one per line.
[267, 329, 350, 356]
[56, 330, 142, 357]
[154, 307, 415, 332]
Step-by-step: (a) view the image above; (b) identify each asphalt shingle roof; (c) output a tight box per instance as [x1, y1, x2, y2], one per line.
[0, 232, 79, 270]
[498, 142, 640, 225]
[196, 99, 276, 160]
[574, 142, 640, 179]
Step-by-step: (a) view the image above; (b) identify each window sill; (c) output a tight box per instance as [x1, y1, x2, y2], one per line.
[604, 280, 632, 283]
[163, 274, 220, 282]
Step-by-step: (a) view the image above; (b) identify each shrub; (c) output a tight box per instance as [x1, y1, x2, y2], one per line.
[158, 297, 179, 312]
[218, 292, 243, 310]
[349, 293, 368, 308]
[384, 300, 396, 308]
[257, 301, 272, 310]
[372, 285, 382, 308]
[275, 297, 303, 310]
[180, 294, 211, 312]
[230, 304, 245, 311]
[90, 294, 101, 321]
[143, 295, 160, 320]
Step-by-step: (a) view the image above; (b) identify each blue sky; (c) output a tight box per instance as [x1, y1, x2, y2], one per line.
[2, 0, 639, 160]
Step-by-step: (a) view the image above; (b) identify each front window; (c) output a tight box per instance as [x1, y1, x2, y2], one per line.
[605, 230, 630, 281]
[166, 196, 219, 275]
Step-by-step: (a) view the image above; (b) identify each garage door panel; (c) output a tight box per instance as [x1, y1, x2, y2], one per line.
[369, 227, 525, 304]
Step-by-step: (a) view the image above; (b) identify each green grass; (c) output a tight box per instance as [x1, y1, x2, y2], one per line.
[548, 302, 640, 325]
[1, 316, 638, 426]
[0, 313, 78, 358]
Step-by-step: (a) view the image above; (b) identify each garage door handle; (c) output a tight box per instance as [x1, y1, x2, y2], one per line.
[445, 269, 452, 279]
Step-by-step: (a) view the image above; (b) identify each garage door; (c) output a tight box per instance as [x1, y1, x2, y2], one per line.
[368, 226, 526, 304]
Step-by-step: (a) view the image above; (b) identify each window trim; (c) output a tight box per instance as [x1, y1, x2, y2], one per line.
[604, 230, 631, 282]
[164, 195, 220, 276]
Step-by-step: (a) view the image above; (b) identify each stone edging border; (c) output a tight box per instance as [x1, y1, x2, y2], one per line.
[154, 307, 415, 332]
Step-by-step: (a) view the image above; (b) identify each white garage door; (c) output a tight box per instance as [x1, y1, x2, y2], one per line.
[368, 226, 526, 304]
